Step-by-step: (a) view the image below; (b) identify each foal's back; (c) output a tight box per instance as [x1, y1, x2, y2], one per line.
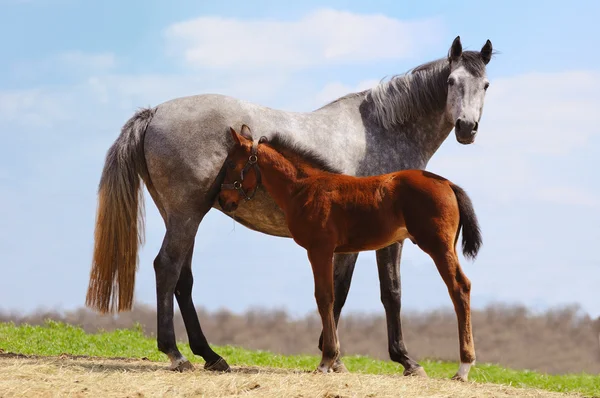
[291, 169, 457, 253]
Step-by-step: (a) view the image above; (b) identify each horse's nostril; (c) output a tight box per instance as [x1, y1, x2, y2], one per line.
[473, 122, 479, 132]
[455, 119, 462, 130]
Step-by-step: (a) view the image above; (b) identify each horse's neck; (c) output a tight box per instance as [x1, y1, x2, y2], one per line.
[394, 111, 454, 165]
[317, 75, 454, 171]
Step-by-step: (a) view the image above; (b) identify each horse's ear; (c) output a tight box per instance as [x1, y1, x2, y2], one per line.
[480, 39, 493, 65]
[229, 127, 243, 146]
[240, 124, 253, 140]
[258, 136, 268, 144]
[448, 35, 462, 62]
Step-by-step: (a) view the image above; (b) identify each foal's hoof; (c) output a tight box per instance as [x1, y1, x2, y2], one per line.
[170, 360, 194, 372]
[204, 357, 231, 372]
[451, 373, 468, 382]
[332, 360, 349, 373]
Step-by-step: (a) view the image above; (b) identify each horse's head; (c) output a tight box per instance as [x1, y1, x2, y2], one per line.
[445, 36, 493, 145]
[218, 125, 262, 212]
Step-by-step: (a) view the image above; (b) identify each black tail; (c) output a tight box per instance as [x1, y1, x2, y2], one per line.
[450, 184, 482, 260]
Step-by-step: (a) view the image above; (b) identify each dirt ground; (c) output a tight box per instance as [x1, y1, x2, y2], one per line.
[3, 304, 599, 375]
[0, 353, 583, 398]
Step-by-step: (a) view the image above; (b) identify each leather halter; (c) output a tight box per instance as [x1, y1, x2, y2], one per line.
[220, 139, 262, 201]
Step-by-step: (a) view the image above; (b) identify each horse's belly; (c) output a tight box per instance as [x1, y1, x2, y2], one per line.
[212, 189, 292, 238]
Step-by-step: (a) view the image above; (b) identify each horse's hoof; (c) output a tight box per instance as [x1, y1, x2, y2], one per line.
[204, 357, 231, 372]
[313, 364, 332, 374]
[170, 360, 194, 372]
[403, 366, 427, 377]
[332, 360, 349, 373]
[451, 373, 468, 382]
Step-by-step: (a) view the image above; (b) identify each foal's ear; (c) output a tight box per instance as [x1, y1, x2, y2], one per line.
[240, 124, 253, 140]
[229, 127, 244, 146]
[480, 39, 493, 65]
[448, 35, 462, 62]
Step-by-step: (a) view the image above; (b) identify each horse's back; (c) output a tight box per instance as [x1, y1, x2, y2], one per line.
[141, 94, 329, 232]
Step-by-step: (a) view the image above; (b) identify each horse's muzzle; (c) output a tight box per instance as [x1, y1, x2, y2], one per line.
[455, 118, 478, 145]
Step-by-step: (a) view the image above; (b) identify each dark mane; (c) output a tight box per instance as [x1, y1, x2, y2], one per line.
[264, 133, 342, 175]
[320, 51, 489, 130]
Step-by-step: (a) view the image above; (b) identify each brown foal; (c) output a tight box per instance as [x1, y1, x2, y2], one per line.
[218, 125, 482, 381]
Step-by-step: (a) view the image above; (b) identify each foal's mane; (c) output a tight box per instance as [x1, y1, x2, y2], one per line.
[264, 133, 342, 175]
[320, 51, 488, 130]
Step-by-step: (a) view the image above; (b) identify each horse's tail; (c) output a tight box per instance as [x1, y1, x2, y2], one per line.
[85, 107, 156, 313]
[450, 183, 482, 260]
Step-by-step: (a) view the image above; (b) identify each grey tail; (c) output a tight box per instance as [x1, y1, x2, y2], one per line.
[86, 106, 156, 313]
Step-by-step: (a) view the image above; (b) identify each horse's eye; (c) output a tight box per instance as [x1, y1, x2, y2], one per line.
[226, 159, 235, 169]
[447, 77, 455, 86]
[484, 82, 490, 90]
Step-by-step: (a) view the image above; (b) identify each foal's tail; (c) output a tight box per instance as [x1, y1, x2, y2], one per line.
[85, 107, 156, 314]
[450, 184, 482, 260]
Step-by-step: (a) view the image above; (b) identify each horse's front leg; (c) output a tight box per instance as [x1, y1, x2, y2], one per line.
[376, 242, 426, 376]
[308, 245, 339, 373]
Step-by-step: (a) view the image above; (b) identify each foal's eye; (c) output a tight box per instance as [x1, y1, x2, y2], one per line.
[484, 82, 490, 90]
[226, 159, 235, 169]
[447, 77, 455, 86]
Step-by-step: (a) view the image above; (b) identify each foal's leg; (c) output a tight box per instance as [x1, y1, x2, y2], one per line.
[308, 245, 339, 373]
[318, 252, 358, 373]
[376, 242, 426, 377]
[154, 215, 200, 371]
[429, 248, 475, 381]
[175, 241, 230, 372]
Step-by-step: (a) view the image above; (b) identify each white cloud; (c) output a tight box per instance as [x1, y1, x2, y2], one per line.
[480, 71, 600, 155]
[11, 51, 117, 81]
[428, 70, 600, 209]
[536, 186, 599, 208]
[57, 52, 116, 71]
[165, 9, 443, 70]
[0, 88, 75, 127]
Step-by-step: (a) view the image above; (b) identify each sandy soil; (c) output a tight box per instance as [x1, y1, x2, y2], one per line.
[0, 353, 584, 398]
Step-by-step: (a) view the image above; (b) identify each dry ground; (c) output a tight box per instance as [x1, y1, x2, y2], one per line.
[3, 304, 599, 375]
[0, 354, 583, 398]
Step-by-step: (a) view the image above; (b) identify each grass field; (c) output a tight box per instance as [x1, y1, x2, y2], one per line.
[0, 321, 598, 397]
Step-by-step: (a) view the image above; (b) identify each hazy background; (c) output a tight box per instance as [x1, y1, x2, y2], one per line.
[1, 1, 599, 370]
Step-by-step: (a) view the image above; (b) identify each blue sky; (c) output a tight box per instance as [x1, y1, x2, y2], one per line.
[1, 0, 599, 318]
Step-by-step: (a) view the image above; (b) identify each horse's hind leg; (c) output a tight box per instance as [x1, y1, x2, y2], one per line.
[154, 214, 201, 371]
[426, 245, 475, 381]
[376, 242, 426, 377]
[175, 241, 230, 372]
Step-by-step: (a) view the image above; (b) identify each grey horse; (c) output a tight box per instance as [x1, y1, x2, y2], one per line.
[86, 36, 493, 379]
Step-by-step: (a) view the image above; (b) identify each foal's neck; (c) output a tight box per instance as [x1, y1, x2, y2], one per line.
[257, 146, 316, 211]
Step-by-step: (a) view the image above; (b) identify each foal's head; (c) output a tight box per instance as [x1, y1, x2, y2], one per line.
[218, 125, 264, 212]
[445, 36, 493, 144]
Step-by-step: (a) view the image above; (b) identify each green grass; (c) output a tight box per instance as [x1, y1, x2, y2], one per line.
[0, 321, 598, 397]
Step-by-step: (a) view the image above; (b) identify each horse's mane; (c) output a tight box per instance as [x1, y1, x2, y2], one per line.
[320, 51, 488, 130]
[264, 133, 342, 175]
